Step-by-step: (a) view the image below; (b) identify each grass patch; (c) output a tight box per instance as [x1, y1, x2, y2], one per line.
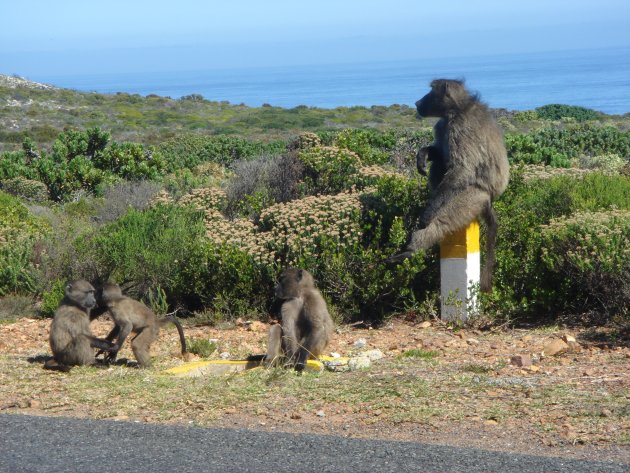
[186, 338, 217, 358]
[398, 349, 439, 360]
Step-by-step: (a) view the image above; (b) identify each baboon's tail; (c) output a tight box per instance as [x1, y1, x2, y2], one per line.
[480, 200, 498, 293]
[159, 316, 187, 354]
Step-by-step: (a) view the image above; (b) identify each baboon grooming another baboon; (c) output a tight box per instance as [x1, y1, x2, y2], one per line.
[96, 283, 187, 368]
[265, 268, 334, 371]
[44, 280, 116, 372]
[391, 79, 509, 292]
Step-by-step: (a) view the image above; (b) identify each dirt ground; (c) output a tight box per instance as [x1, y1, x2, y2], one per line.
[1, 316, 628, 463]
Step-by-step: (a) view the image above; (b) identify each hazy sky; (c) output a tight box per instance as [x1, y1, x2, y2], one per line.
[1, 0, 629, 76]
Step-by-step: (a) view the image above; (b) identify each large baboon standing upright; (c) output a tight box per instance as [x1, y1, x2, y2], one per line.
[392, 79, 509, 292]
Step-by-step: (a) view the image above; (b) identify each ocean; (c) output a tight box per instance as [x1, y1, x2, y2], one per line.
[35, 47, 630, 114]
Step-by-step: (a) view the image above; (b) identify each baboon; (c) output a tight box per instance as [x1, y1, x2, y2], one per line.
[265, 268, 334, 371]
[390, 79, 509, 292]
[44, 280, 116, 372]
[96, 283, 187, 368]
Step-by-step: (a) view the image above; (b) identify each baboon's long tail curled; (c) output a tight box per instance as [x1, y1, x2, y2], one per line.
[160, 316, 187, 354]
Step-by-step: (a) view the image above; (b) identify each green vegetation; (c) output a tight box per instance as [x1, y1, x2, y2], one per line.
[0, 78, 628, 325]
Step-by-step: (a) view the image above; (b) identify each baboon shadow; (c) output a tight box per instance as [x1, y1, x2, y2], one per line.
[27, 354, 138, 369]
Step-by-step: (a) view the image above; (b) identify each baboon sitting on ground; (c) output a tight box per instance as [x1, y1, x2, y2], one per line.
[390, 79, 510, 292]
[96, 283, 187, 368]
[265, 268, 334, 371]
[44, 280, 116, 372]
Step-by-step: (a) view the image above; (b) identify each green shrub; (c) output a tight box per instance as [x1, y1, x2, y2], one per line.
[187, 338, 217, 357]
[540, 210, 629, 320]
[74, 204, 208, 305]
[93, 142, 166, 180]
[487, 171, 630, 321]
[298, 146, 362, 194]
[0, 192, 49, 295]
[0, 176, 48, 202]
[156, 134, 285, 171]
[40, 279, 66, 317]
[535, 104, 601, 121]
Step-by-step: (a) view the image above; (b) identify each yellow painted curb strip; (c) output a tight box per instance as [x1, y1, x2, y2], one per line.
[162, 356, 349, 377]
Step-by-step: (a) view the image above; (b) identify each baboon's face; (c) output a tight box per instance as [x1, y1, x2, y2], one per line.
[415, 88, 446, 118]
[66, 280, 96, 309]
[275, 268, 309, 299]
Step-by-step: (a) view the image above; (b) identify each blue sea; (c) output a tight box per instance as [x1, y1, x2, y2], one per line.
[35, 47, 630, 114]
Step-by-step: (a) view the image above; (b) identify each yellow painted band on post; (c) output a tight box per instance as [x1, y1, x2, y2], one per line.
[440, 220, 480, 259]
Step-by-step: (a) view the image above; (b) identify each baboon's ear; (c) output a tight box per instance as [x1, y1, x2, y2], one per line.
[297, 269, 304, 281]
[65, 283, 72, 292]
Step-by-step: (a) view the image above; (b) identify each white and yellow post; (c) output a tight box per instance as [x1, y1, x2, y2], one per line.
[439, 221, 480, 322]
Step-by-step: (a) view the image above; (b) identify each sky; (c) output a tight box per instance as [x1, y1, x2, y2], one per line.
[1, 0, 629, 77]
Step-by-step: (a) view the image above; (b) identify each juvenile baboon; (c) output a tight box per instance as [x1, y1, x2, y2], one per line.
[265, 268, 334, 371]
[96, 283, 187, 368]
[44, 280, 116, 372]
[391, 79, 510, 292]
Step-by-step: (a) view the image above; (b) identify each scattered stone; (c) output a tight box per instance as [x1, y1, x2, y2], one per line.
[510, 355, 532, 367]
[353, 338, 367, 348]
[542, 338, 569, 357]
[525, 365, 540, 373]
[562, 334, 577, 344]
[348, 356, 371, 371]
[490, 344, 499, 350]
[362, 349, 384, 361]
[456, 332, 466, 339]
[247, 321, 266, 333]
[484, 419, 498, 426]
[521, 335, 533, 343]
[324, 358, 350, 372]
[316, 410, 326, 417]
[600, 408, 612, 418]
[419, 321, 432, 329]
[466, 338, 480, 346]
[290, 412, 302, 420]
[219, 352, 231, 360]
[28, 399, 41, 409]
[329, 352, 341, 358]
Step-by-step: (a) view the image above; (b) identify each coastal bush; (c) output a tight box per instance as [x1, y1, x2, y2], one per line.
[0, 192, 49, 295]
[298, 146, 362, 194]
[535, 104, 601, 121]
[487, 171, 630, 322]
[540, 209, 629, 321]
[156, 134, 286, 171]
[0, 176, 48, 202]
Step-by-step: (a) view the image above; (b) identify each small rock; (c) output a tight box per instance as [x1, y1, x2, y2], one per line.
[521, 335, 533, 343]
[329, 352, 341, 358]
[348, 356, 371, 370]
[484, 419, 498, 426]
[353, 338, 367, 348]
[456, 332, 466, 339]
[247, 321, 266, 333]
[601, 408, 612, 418]
[362, 349, 384, 361]
[542, 338, 569, 357]
[562, 334, 577, 344]
[510, 355, 532, 367]
[525, 365, 540, 373]
[490, 344, 499, 350]
[290, 412, 302, 420]
[28, 399, 41, 409]
[419, 321, 432, 329]
[466, 338, 480, 346]
[219, 352, 231, 360]
[316, 410, 326, 418]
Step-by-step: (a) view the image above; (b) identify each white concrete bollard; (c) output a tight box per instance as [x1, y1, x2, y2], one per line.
[439, 221, 480, 322]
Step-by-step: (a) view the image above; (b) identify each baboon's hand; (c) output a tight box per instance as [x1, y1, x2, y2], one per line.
[384, 250, 414, 265]
[416, 147, 429, 176]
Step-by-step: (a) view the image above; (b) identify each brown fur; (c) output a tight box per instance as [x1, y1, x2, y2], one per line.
[392, 79, 509, 292]
[44, 280, 115, 372]
[97, 283, 186, 368]
[265, 268, 334, 371]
